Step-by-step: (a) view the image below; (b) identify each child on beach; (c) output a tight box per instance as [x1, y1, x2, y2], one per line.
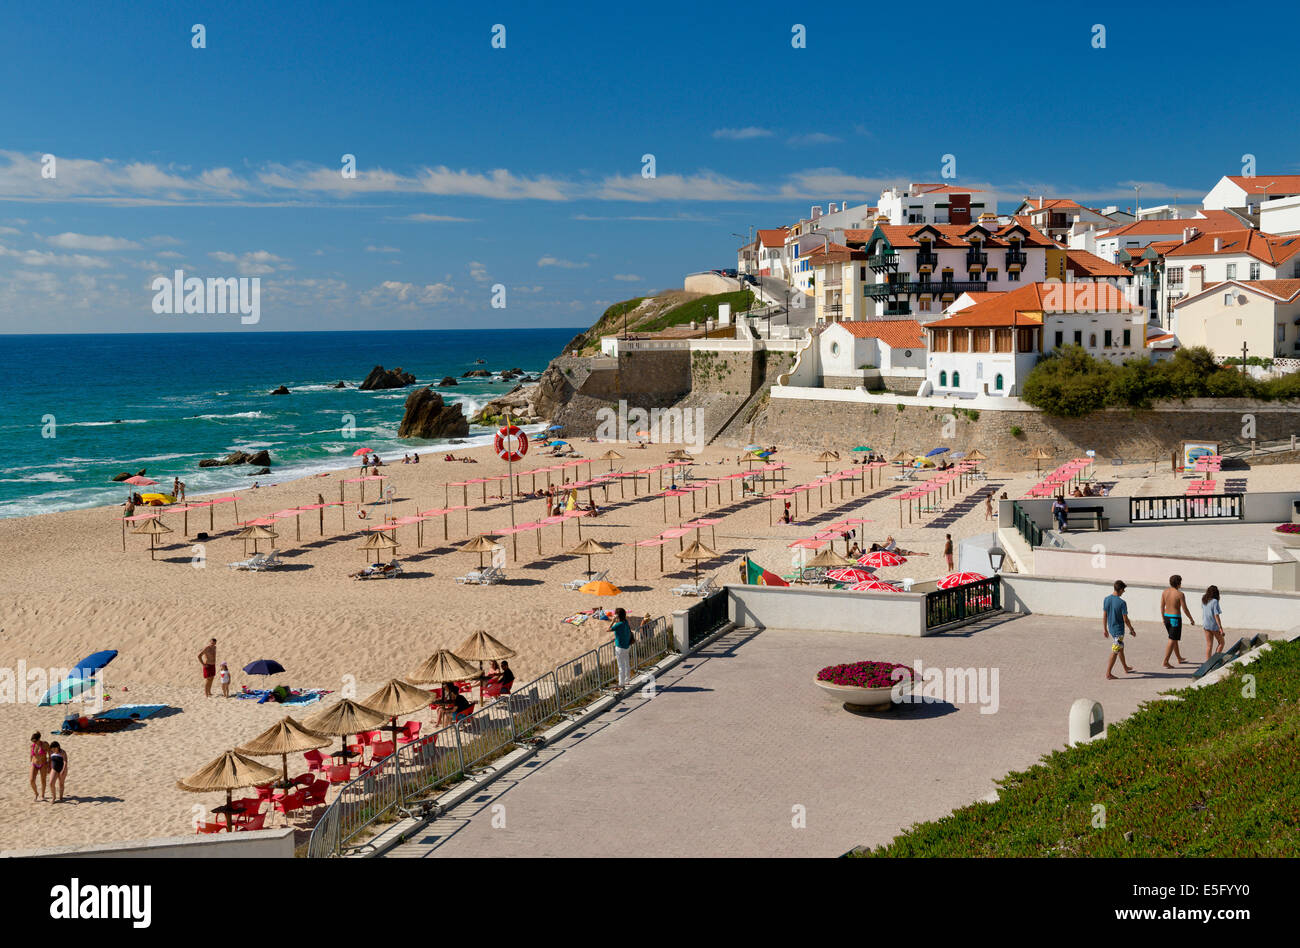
[219, 662, 231, 698]
[48, 742, 68, 802]
[1201, 586, 1226, 661]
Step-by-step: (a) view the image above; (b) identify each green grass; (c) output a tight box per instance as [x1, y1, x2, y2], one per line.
[637, 290, 754, 333]
[852, 639, 1300, 857]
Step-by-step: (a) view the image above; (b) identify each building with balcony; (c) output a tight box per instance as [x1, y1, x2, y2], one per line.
[855, 216, 1056, 319]
[1012, 197, 1116, 242]
[1083, 212, 1245, 264]
[807, 241, 869, 323]
[921, 282, 1146, 398]
[876, 183, 988, 226]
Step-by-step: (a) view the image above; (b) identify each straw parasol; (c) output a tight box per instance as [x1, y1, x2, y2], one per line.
[236, 716, 330, 789]
[816, 450, 840, 474]
[675, 539, 718, 581]
[567, 537, 613, 578]
[599, 449, 625, 471]
[132, 517, 173, 560]
[1030, 447, 1053, 475]
[177, 750, 280, 832]
[667, 449, 692, 460]
[967, 448, 988, 462]
[235, 523, 278, 554]
[407, 649, 479, 685]
[359, 530, 398, 563]
[300, 698, 388, 758]
[807, 547, 855, 569]
[891, 450, 912, 463]
[454, 631, 517, 663]
[459, 533, 501, 569]
[359, 678, 436, 750]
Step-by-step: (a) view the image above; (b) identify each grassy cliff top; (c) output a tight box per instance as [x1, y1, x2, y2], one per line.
[568, 289, 756, 355]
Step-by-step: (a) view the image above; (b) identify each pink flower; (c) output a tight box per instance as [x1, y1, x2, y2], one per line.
[817, 661, 914, 689]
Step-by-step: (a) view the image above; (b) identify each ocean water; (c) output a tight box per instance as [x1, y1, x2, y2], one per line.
[0, 328, 579, 518]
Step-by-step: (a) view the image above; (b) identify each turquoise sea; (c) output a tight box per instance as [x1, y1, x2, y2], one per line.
[0, 328, 578, 518]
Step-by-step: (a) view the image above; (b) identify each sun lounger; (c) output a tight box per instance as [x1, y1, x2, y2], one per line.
[890, 469, 917, 481]
[672, 573, 717, 597]
[247, 550, 284, 571]
[355, 559, 404, 580]
[228, 553, 268, 570]
[563, 569, 608, 591]
[481, 566, 505, 585]
[455, 569, 485, 585]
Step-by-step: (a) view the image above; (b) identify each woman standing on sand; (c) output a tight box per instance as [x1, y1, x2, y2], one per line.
[48, 742, 68, 802]
[30, 732, 49, 801]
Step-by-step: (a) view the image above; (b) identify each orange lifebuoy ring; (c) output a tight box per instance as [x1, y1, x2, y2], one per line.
[494, 424, 528, 463]
[357, 508, 368, 520]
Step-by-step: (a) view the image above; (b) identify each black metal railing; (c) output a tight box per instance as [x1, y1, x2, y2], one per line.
[966, 251, 988, 267]
[916, 251, 939, 267]
[868, 280, 986, 298]
[686, 589, 730, 646]
[1005, 250, 1027, 266]
[925, 577, 1001, 630]
[868, 252, 899, 271]
[1011, 501, 1043, 547]
[1130, 494, 1244, 523]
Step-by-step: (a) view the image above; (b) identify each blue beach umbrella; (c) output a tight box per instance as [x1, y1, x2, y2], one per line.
[851, 446, 872, 452]
[925, 447, 950, 457]
[745, 444, 763, 451]
[38, 677, 95, 707]
[550, 440, 569, 447]
[243, 660, 286, 676]
[546, 425, 564, 431]
[70, 649, 118, 680]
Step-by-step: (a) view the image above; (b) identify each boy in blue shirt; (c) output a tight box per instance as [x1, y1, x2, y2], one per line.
[1103, 580, 1137, 679]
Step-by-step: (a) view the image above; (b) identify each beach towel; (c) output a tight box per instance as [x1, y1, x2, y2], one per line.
[236, 687, 331, 706]
[93, 703, 168, 721]
[562, 613, 590, 626]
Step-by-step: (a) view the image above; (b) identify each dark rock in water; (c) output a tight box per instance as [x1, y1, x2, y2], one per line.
[137, 469, 147, 477]
[198, 451, 251, 468]
[248, 467, 271, 476]
[398, 387, 470, 439]
[533, 364, 575, 421]
[333, 381, 346, 389]
[448, 439, 466, 444]
[360, 365, 416, 390]
[246, 449, 272, 467]
[462, 369, 491, 378]
[111, 472, 131, 482]
[270, 385, 290, 395]
[439, 376, 458, 386]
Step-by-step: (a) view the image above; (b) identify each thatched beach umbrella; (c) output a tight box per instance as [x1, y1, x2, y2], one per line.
[808, 547, 855, 569]
[360, 679, 435, 750]
[967, 448, 988, 462]
[600, 449, 625, 471]
[177, 750, 279, 832]
[408, 649, 479, 686]
[235, 523, 278, 554]
[459, 533, 500, 569]
[567, 538, 613, 578]
[358, 530, 398, 563]
[301, 698, 388, 760]
[891, 450, 912, 463]
[236, 716, 330, 789]
[1030, 447, 1053, 475]
[132, 517, 173, 560]
[816, 450, 840, 475]
[676, 539, 719, 582]
[454, 631, 517, 664]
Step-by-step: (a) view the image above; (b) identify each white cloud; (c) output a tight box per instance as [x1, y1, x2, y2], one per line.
[208, 250, 289, 276]
[786, 132, 842, 147]
[366, 245, 400, 253]
[44, 232, 140, 251]
[713, 127, 773, 140]
[612, 274, 642, 282]
[468, 261, 489, 283]
[404, 213, 477, 222]
[360, 280, 456, 308]
[537, 256, 589, 269]
[0, 244, 110, 268]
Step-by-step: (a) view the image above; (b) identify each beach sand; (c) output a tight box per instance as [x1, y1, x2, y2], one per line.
[1, 440, 1293, 851]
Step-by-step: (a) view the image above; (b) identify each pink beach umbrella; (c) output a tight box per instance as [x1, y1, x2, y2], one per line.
[124, 475, 158, 486]
[858, 550, 906, 568]
[352, 447, 373, 457]
[937, 572, 987, 588]
[848, 578, 900, 592]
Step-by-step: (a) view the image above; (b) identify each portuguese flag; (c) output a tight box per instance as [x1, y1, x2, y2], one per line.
[743, 556, 788, 586]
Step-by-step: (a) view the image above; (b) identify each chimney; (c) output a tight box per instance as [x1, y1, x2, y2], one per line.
[1182, 227, 1191, 244]
[1213, 237, 1222, 252]
[1038, 195, 1044, 209]
[1189, 266, 1204, 294]
[811, 206, 822, 220]
[828, 202, 838, 214]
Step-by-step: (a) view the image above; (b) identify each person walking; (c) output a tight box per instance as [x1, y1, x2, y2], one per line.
[943, 534, 954, 571]
[1201, 585, 1226, 661]
[985, 493, 993, 520]
[1102, 580, 1138, 679]
[611, 607, 633, 689]
[29, 732, 50, 801]
[1160, 574, 1196, 667]
[198, 638, 217, 698]
[47, 742, 69, 803]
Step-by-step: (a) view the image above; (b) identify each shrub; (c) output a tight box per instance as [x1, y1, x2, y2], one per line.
[896, 403, 906, 412]
[1010, 425, 1024, 438]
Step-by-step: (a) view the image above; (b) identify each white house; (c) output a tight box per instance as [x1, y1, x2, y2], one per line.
[1012, 197, 1116, 243]
[1203, 174, 1300, 214]
[818, 319, 927, 391]
[921, 282, 1146, 398]
[1088, 212, 1244, 264]
[1260, 196, 1300, 237]
[1172, 275, 1300, 362]
[1159, 228, 1300, 327]
[877, 183, 990, 226]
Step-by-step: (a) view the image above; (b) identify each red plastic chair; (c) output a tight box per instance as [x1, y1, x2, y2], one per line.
[236, 811, 268, 832]
[370, 740, 396, 765]
[327, 765, 351, 787]
[273, 791, 304, 824]
[255, 783, 275, 801]
[304, 749, 329, 773]
[196, 821, 225, 834]
[303, 780, 329, 807]
[397, 720, 422, 745]
[347, 743, 368, 773]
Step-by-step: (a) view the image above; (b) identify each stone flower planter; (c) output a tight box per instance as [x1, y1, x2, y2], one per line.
[814, 661, 914, 714]
[1273, 526, 1300, 548]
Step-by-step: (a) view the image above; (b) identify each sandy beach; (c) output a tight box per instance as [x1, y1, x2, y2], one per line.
[3, 439, 1295, 852]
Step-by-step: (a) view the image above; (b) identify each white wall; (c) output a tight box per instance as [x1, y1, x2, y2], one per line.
[821, 325, 875, 374]
[727, 584, 930, 636]
[1032, 547, 1298, 592]
[3, 828, 296, 859]
[1260, 195, 1300, 236]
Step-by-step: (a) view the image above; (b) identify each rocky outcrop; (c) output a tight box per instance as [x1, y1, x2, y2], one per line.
[462, 369, 491, 378]
[111, 469, 147, 482]
[398, 387, 470, 439]
[248, 467, 271, 476]
[360, 366, 416, 390]
[198, 450, 271, 468]
[471, 382, 543, 425]
[439, 376, 458, 386]
[270, 385, 290, 395]
[532, 364, 576, 421]
[333, 381, 346, 389]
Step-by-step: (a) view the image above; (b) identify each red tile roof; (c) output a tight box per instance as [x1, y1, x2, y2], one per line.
[922, 282, 1139, 328]
[833, 319, 927, 348]
[1174, 278, 1300, 307]
[1065, 250, 1132, 279]
[757, 228, 788, 248]
[1100, 212, 1242, 238]
[1163, 229, 1300, 265]
[1224, 175, 1300, 196]
[869, 222, 1056, 251]
[911, 183, 985, 194]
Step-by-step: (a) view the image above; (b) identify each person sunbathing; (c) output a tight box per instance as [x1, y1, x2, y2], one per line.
[444, 454, 456, 461]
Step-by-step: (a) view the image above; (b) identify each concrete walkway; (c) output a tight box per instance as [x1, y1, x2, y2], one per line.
[387, 615, 1220, 858]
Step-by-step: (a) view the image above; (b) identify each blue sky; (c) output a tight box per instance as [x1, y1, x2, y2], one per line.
[2, 0, 1298, 332]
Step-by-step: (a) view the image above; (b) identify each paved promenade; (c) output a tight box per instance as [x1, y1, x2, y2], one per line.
[388, 614, 1219, 858]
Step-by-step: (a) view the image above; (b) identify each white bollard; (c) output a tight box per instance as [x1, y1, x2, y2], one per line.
[1069, 698, 1105, 746]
